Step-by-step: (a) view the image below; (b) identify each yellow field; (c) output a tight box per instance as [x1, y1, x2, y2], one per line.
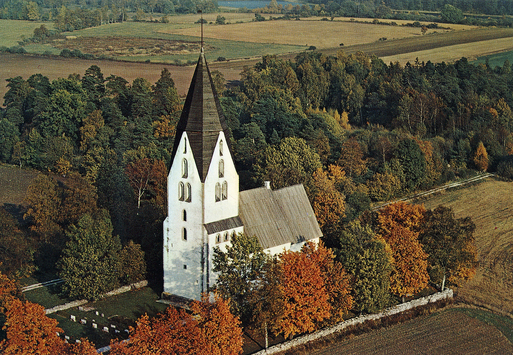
[165, 18, 456, 49]
[422, 177, 513, 315]
[382, 36, 513, 65]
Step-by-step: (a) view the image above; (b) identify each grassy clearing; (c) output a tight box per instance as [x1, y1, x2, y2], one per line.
[0, 164, 39, 206]
[308, 307, 513, 355]
[0, 19, 53, 47]
[422, 177, 513, 314]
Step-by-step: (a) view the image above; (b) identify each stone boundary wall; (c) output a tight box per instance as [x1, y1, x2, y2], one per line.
[254, 289, 454, 355]
[45, 280, 148, 315]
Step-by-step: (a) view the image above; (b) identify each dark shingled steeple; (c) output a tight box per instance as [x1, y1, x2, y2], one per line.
[170, 50, 230, 182]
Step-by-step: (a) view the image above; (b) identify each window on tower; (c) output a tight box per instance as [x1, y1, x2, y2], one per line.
[219, 159, 224, 178]
[222, 181, 228, 200]
[182, 228, 187, 241]
[186, 183, 192, 202]
[184, 138, 187, 153]
[182, 158, 188, 178]
[183, 210, 187, 221]
[178, 182, 184, 201]
[215, 183, 221, 202]
[219, 140, 223, 156]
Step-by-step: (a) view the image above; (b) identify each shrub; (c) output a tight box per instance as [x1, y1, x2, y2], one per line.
[217, 56, 226, 61]
[60, 48, 72, 57]
[308, 45, 316, 50]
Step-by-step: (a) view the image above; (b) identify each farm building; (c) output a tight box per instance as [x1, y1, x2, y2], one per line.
[162, 48, 322, 301]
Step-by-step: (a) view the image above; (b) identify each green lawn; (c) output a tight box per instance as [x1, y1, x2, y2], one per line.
[0, 19, 53, 47]
[49, 287, 168, 347]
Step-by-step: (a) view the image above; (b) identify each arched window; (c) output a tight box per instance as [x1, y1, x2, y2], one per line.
[215, 183, 221, 202]
[186, 183, 192, 202]
[182, 228, 187, 241]
[219, 140, 223, 156]
[178, 182, 184, 201]
[184, 138, 187, 153]
[216, 234, 221, 243]
[183, 210, 187, 221]
[224, 232, 229, 242]
[219, 159, 224, 178]
[222, 181, 228, 200]
[182, 158, 188, 178]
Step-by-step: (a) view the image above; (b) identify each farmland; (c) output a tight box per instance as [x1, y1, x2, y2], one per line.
[422, 177, 513, 315]
[0, 19, 53, 48]
[308, 307, 513, 355]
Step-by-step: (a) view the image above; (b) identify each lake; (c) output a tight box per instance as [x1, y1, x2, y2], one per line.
[218, 0, 300, 9]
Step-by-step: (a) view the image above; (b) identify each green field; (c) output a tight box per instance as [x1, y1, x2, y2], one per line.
[23, 20, 305, 63]
[473, 50, 513, 69]
[0, 19, 53, 47]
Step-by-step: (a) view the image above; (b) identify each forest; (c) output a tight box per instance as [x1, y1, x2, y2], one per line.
[0, 49, 510, 351]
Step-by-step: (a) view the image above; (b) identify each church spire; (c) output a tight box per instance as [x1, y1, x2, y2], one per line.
[170, 30, 230, 182]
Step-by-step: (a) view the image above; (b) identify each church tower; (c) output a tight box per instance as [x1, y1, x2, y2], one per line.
[163, 48, 242, 300]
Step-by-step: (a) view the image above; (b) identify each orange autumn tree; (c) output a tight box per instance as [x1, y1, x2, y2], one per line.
[0, 298, 97, 355]
[190, 293, 244, 355]
[110, 293, 243, 355]
[377, 202, 429, 299]
[109, 306, 204, 354]
[473, 141, 489, 172]
[275, 247, 331, 339]
[301, 242, 353, 323]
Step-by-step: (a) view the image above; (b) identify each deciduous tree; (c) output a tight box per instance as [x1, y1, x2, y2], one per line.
[420, 206, 478, 290]
[58, 210, 121, 300]
[473, 141, 489, 171]
[310, 168, 345, 230]
[118, 240, 146, 285]
[336, 221, 392, 313]
[213, 233, 268, 321]
[125, 157, 167, 209]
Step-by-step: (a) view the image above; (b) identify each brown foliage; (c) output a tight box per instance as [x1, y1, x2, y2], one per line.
[125, 158, 167, 209]
[473, 141, 489, 172]
[338, 138, 367, 178]
[311, 168, 346, 230]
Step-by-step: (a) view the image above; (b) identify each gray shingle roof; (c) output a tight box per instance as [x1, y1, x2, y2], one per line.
[204, 216, 243, 235]
[170, 52, 231, 182]
[239, 184, 322, 250]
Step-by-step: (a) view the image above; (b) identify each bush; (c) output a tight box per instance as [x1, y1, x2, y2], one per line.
[308, 45, 316, 50]
[60, 48, 72, 58]
[217, 56, 226, 61]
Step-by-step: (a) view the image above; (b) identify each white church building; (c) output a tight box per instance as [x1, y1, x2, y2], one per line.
[163, 49, 322, 301]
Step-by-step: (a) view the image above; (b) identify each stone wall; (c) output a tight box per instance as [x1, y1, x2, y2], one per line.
[254, 289, 453, 355]
[45, 280, 148, 314]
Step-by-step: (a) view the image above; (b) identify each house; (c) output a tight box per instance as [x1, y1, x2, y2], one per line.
[162, 48, 322, 301]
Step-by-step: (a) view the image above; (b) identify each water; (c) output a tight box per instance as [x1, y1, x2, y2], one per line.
[218, 0, 300, 9]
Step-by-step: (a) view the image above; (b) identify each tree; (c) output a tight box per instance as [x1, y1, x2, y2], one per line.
[336, 221, 392, 314]
[58, 210, 121, 300]
[0, 298, 67, 354]
[190, 293, 244, 355]
[276, 248, 331, 338]
[125, 157, 167, 209]
[109, 306, 204, 354]
[260, 137, 322, 193]
[473, 141, 489, 171]
[310, 168, 345, 230]
[0, 207, 35, 278]
[118, 241, 146, 285]
[441, 4, 464, 23]
[152, 68, 181, 117]
[377, 202, 429, 299]
[212, 233, 268, 321]
[301, 242, 353, 324]
[24, 174, 62, 242]
[60, 172, 98, 226]
[420, 206, 478, 290]
[395, 138, 426, 191]
[0, 270, 20, 313]
[338, 137, 367, 178]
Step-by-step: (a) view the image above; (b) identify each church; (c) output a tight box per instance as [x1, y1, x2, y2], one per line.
[162, 48, 322, 301]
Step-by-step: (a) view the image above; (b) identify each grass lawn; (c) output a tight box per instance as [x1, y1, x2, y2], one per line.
[49, 286, 168, 348]
[0, 19, 53, 47]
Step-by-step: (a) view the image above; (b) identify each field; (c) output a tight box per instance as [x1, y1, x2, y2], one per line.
[309, 307, 513, 355]
[421, 177, 513, 315]
[474, 50, 513, 68]
[0, 19, 53, 48]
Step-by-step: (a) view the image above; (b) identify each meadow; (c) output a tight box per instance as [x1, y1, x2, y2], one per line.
[0, 19, 53, 48]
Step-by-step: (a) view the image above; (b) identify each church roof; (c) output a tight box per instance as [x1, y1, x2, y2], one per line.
[170, 51, 231, 182]
[239, 184, 322, 250]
